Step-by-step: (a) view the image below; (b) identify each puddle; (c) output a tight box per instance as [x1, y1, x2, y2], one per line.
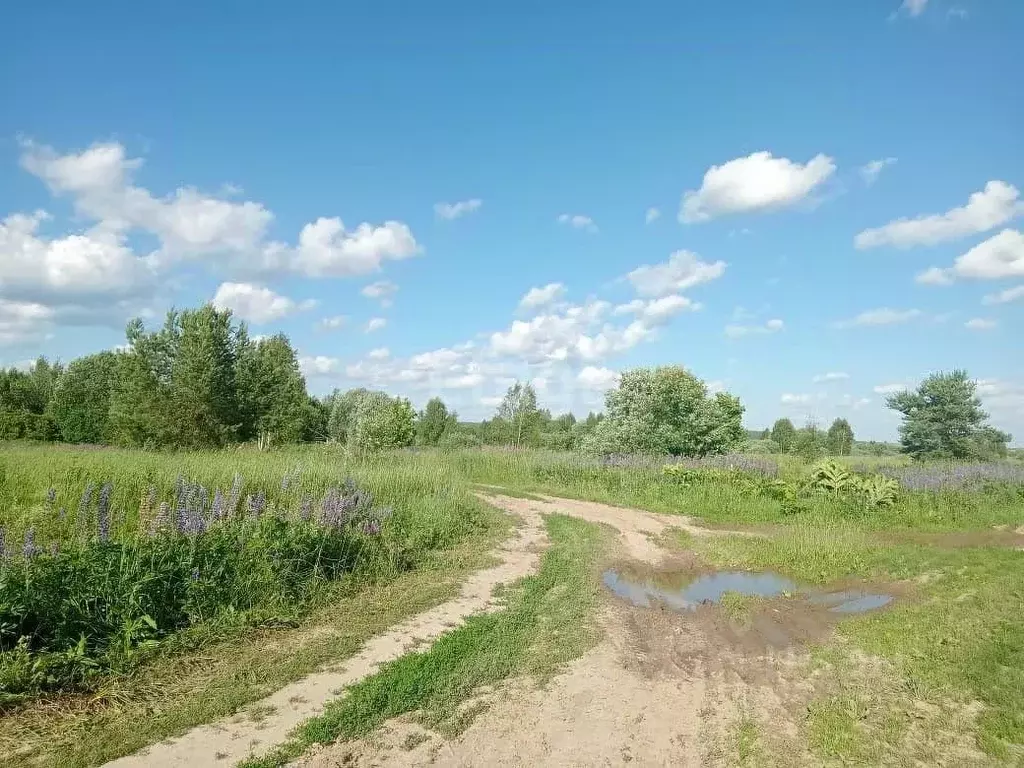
[602, 568, 893, 615]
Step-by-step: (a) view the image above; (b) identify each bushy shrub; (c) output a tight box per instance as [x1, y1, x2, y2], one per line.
[347, 392, 416, 453]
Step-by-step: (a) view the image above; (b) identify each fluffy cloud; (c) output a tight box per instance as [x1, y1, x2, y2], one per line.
[434, 199, 482, 220]
[983, 284, 1024, 305]
[613, 295, 699, 324]
[644, 207, 660, 224]
[873, 383, 906, 394]
[680, 151, 835, 223]
[834, 308, 922, 328]
[898, 0, 928, 17]
[947, 229, 1024, 279]
[557, 213, 597, 233]
[964, 318, 997, 331]
[361, 280, 399, 307]
[365, 317, 387, 333]
[780, 393, 812, 404]
[915, 267, 954, 286]
[20, 140, 420, 278]
[626, 250, 726, 298]
[0, 299, 55, 345]
[316, 315, 347, 331]
[519, 283, 566, 311]
[855, 182, 1022, 249]
[812, 371, 849, 383]
[368, 347, 391, 359]
[211, 282, 315, 324]
[577, 366, 619, 391]
[724, 318, 783, 338]
[859, 157, 897, 185]
[299, 355, 342, 377]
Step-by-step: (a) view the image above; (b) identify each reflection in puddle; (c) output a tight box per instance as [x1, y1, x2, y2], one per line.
[602, 569, 893, 615]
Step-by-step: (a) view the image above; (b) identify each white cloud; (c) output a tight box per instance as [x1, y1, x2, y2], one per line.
[20, 140, 421, 278]
[626, 250, 726, 297]
[898, 0, 928, 17]
[519, 283, 566, 311]
[915, 266, 954, 285]
[812, 371, 849, 383]
[211, 282, 315, 324]
[860, 157, 897, 186]
[299, 355, 342, 377]
[365, 317, 387, 333]
[361, 279, 398, 308]
[983, 284, 1024, 305]
[644, 207, 660, 224]
[577, 366, 619, 391]
[854, 182, 1023, 249]
[836, 395, 872, 410]
[434, 199, 482, 220]
[873, 383, 906, 394]
[680, 151, 836, 223]
[0, 299, 55, 345]
[317, 315, 348, 331]
[780, 393, 812, 404]
[948, 229, 1024, 280]
[834, 308, 922, 328]
[613, 295, 699, 324]
[368, 347, 391, 359]
[965, 318, 997, 331]
[725, 318, 784, 338]
[557, 213, 597, 233]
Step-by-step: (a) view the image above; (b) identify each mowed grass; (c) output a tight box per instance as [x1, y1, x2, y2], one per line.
[242, 514, 608, 768]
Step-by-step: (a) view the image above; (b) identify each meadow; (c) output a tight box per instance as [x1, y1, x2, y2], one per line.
[1, 442, 1023, 766]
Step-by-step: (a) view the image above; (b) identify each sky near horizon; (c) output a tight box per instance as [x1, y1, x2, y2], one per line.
[1, 0, 1022, 442]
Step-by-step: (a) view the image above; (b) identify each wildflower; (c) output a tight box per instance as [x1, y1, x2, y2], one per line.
[227, 474, 243, 516]
[190, 567, 200, 581]
[78, 482, 95, 520]
[97, 483, 113, 542]
[45, 487, 56, 509]
[23, 528, 41, 559]
[247, 490, 267, 518]
[140, 485, 156, 522]
[362, 519, 381, 536]
[175, 481, 191, 534]
[151, 502, 171, 535]
[58, 506, 67, 521]
[211, 489, 225, 521]
[299, 496, 312, 521]
[50, 542, 59, 556]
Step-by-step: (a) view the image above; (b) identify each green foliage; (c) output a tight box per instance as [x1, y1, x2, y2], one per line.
[825, 418, 854, 456]
[793, 422, 824, 461]
[0, 358, 62, 441]
[347, 392, 416, 452]
[236, 334, 308, 448]
[416, 397, 457, 446]
[886, 370, 1012, 460]
[585, 366, 745, 457]
[807, 459, 900, 508]
[495, 382, 541, 448]
[770, 418, 796, 453]
[327, 388, 371, 444]
[50, 352, 120, 444]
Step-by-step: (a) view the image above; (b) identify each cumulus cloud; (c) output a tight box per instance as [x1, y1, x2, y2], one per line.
[361, 280, 399, 307]
[680, 151, 835, 223]
[860, 157, 897, 185]
[855, 182, 1022, 249]
[644, 207, 660, 224]
[19, 140, 421, 278]
[812, 371, 849, 383]
[0, 299, 55, 345]
[557, 213, 597, 233]
[724, 318, 784, 338]
[577, 366, 619, 391]
[983, 284, 1024, 305]
[626, 250, 726, 298]
[833, 308, 922, 328]
[780, 393, 812, 404]
[947, 229, 1024, 279]
[364, 317, 387, 333]
[316, 315, 348, 331]
[368, 347, 391, 359]
[965, 318, 997, 331]
[519, 283, 566, 311]
[915, 267, 955, 285]
[211, 282, 315, 324]
[434, 199, 482, 220]
[299, 355, 342, 377]
[613, 295, 700, 324]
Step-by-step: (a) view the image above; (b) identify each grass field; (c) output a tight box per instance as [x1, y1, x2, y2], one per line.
[2, 442, 1023, 765]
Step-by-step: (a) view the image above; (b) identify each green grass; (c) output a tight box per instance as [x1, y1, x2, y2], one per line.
[242, 513, 608, 767]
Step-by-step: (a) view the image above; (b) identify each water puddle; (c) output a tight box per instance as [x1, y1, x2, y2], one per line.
[602, 568, 893, 615]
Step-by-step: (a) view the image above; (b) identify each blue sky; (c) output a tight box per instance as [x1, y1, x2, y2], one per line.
[1, 0, 1022, 441]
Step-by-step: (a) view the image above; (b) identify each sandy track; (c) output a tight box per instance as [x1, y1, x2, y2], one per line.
[104, 497, 548, 768]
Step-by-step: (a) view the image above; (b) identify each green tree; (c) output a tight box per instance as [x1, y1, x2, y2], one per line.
[348, 391, 416, 452]
[50, 352, 119, 443]
[793, 421, 824, 460]
[824, 418, 854, 456]
[886, 370, 1011, 459]
[327, 388, 372, 444]
[770, 418, 796, 453]
[416, 397, 457, 446]
[583, 366, 745, 457]
[496, 382, 542, 448]
[236, 334, 308, 448]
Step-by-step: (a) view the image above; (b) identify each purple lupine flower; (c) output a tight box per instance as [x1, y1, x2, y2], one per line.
[190, 567, 200, 581]
[227, 474, 243, 517]
[97, 483, 113, 542]
[140, 485, 156, 521]
[175, 481, 191, 533]
[246, 491, 266, 519]
[211, 488, 225, 521]
[78, 482, 95, 518]
[362, 519, 381, 536]
[281, 473, 291, 492]
[23, 528, 41, 559]
[151, 501, 171, 535]
[58, 506, 67, 521]
[50, 542, 59, 556]
[45, 487, 57, 509]
[299, 495, 312, 521]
